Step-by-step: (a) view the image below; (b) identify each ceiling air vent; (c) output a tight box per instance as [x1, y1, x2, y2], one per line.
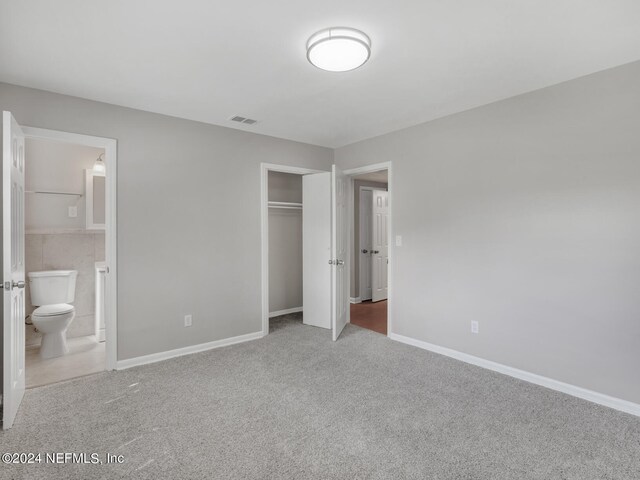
[230, 115, 258, 125]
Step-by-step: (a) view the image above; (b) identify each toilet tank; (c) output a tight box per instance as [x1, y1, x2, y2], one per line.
[27, 270, 78, 306]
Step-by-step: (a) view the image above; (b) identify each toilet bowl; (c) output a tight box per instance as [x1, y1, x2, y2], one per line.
[28, 270, 78, 359]
[31, 304, 76, 358]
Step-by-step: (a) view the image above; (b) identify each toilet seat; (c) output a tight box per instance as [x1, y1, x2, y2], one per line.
[32, 303, 74, 317]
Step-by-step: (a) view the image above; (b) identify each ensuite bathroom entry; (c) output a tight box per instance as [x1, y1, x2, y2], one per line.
[24, 136, 108, 387]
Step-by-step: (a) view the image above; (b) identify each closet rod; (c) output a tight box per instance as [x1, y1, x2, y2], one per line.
[268, 201, 302, 210]
[268, 201, 302, 207]
[26, 190, 83, 197]
[268, 205, 302, 210]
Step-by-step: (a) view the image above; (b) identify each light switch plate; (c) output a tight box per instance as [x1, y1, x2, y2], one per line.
[395, 235, 402, 247]
[68, 206, 77, 218]
[184, 314, 193, 327]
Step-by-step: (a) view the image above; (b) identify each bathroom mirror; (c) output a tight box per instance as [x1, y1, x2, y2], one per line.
[85, 169, 106, 230]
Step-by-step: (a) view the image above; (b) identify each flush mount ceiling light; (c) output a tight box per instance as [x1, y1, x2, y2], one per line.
[306, 27, 371, 72]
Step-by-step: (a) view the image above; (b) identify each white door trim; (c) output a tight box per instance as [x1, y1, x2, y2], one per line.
[260, 163, 326, 336]
[21, 126, 118, 371]
[344, 162, 392, 336]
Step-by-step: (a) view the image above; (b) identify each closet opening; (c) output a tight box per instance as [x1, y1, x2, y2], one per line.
[260, 163, 326, 336]
[266, 171, 304, 331]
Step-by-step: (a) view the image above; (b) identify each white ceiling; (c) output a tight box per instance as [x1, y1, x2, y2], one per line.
[2, 1, 640, 148]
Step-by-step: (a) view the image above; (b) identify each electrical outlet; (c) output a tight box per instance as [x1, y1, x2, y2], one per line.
[184, 314, 192, 327]
[471, 321, 479, 334]
[395, 235, 402, 246]
[68, 206, 77, 218]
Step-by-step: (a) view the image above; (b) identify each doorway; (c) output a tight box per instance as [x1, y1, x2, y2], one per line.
[21, 126, 117, 373]
[260, 163, 325, 336]
[2, 112, 117, 429]
[23, 137, 108, 387]
[344, 163, 391, 336]
[266, 170, 305, 332]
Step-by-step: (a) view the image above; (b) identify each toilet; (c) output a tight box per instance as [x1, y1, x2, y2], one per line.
[28, 270, 78, 359]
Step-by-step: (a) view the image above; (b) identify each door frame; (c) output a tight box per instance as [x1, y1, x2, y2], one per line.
[344, 162, 393, 336]
[21, 126, 118, 371]
[260, 163, 326, 336]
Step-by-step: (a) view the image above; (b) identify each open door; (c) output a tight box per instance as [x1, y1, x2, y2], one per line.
[359, 189, 374, 301]
[2, 111, 26, 429]
[331, 165, 348, 341]
[301, 166, 349, 341]
[371, 190, 389, 302]
[302, 172, 331, 330]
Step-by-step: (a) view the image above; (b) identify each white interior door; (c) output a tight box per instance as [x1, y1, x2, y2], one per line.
[359, 188, 373, 301]
[2, 111, 26, 429]
[302, 172, 331, 329]
[371, 190, 388, 302]
[331, 165, 348, 341]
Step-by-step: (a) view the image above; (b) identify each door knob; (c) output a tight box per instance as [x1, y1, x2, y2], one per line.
[336, 260, 345, 265]
[361, 249, 368, 254]
[372, 250, 380, 254]
[12, 280, 25, 289]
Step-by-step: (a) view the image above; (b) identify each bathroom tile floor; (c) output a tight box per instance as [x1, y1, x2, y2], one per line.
[26, 336, 106, 388]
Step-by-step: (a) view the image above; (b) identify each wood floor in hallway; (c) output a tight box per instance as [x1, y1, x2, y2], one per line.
[350, 300, 387, 335]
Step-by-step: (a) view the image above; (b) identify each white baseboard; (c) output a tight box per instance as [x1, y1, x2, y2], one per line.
[116, 331, 263, 370]
[389, 333, 640, 418]
[268, 307, 303, 318]
[350, 297, 361, 304]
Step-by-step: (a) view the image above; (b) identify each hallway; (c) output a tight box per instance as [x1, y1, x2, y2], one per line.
[350, 300, 387, 335]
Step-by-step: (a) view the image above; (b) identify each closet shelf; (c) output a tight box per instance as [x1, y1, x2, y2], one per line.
[26, 190, 83, 197]
[268, 201, 302, 210]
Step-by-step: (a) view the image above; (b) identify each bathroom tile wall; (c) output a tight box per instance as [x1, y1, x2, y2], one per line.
[25, 232, 105, 346]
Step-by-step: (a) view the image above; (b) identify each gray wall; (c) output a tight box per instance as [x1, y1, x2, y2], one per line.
[0, 82, 332, 363]
[3, 60, 639, 406]
[335, 61, 640, 404]
[268, 172, 302, 313]
[351, 180, 387, 299]
[25, 137, 104, 231]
